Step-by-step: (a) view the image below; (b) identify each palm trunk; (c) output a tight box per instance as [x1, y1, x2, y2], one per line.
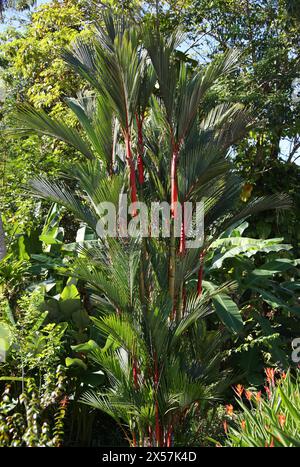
[175, 283, 183, 322]
[177, 283, 186, 321]
[170, 150, 178, 219]
[168, 221, 176, 314]
[133, 357, 139, 390]
[153, 352, 162, 446]
[179, 203, 186, 255]
[132, 431, 137, 447]
[155, 399, 162, 447]
[166, 425, 173, 447]
[169, 145, 179, 313]
[139, 238, 148, 311]
[197, 251, 204, 296]
[124, 133, 138, 216]
[136, 114, 145, 184]
[0, 212, 6, 261]
[137, 156, 144, 184]
[148, 425, 153, 447]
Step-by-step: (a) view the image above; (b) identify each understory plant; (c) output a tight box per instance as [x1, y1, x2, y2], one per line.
[8, 13, 291, 446]
[205, 221, 300, 382]
[0, 289, 70, 446]
[0, 289, 67, 376]
[0, 367, 68, 447]
[223, 370, 300, 447]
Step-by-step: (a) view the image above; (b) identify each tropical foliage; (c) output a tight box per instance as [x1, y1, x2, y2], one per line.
[0, 0, 299, 448]
[223, 370, 300, 447]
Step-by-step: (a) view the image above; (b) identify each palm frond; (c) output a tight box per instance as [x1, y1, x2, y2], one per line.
[217, 194, 292, 239]
[28, 177, 98, 230]
[143, 27, 183, 122]
[66, 93, 114, 166]
[8, 104, 94, 159]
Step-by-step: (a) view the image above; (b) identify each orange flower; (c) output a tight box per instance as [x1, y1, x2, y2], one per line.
[226, 404, 234, 416]
[265, 367, 275, 385]
[278, 413, 286, 428]
[281, 372, 287, 380]
[223, 420, 228, 434]
[265, 438, 274, 448]
[60, 395, 69, 408]
[241, 420, 246, 431]
[233, 384, 244, 398]
[256, 391, 262, 402]
[264, 386, 271, 399]
[245, 390, 252, 401]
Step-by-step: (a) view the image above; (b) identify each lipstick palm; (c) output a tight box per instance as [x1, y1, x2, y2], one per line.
[143, 29, 249, 312]
[79, 284, 231, 447]
[63, 16, 144, 213]
[8, 13, 291, 446]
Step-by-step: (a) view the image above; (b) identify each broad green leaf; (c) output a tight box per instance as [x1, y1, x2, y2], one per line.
[251, 258, 300, 276]
[61, 284, 80, 300]
[0, 323, 13, 351]
[65, 357, 87, 371]
[71, 340, 99, 353]
[212, 293, 243, 334]
[17, 235, 30, 261]
[209, 238, 291, 269]
[39, 231, 63, 245]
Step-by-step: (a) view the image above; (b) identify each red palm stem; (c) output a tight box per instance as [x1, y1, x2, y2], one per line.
[136, 114, 145, 184]
[133, 357, 139, 390]
[166, 425, 173, 447]
[125, 132, 137, 216]
[155, 399, 161, 447]
[171, 148, 179, 219]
